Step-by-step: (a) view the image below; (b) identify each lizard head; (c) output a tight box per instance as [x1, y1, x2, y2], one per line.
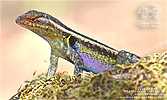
[15, 10, 62, 39]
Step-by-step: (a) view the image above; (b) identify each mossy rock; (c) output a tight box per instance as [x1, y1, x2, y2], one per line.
[11, 52, 167, 100]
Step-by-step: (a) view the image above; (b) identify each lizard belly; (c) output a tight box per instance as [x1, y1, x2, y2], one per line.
[78, 52, 112, 74]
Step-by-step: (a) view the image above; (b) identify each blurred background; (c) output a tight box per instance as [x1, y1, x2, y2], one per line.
[0, 0, 166, 99]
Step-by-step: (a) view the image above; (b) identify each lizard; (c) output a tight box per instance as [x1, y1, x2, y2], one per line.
[15, 10, 141, 78]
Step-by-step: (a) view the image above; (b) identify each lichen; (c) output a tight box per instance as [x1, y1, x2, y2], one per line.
[11, 51, 167, 100]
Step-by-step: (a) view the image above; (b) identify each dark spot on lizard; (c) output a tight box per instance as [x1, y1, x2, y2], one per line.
[69, 35, 77, 47]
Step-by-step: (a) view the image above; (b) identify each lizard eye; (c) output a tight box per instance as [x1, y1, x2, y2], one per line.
[31, 18, 35, 21]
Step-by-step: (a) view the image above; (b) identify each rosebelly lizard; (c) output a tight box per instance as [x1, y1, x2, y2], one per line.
[15, 10, 140, 78]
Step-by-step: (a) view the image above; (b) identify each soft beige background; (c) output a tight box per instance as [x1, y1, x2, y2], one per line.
[1, 0, 166, 99]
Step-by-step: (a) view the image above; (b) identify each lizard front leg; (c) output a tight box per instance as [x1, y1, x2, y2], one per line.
[65, 46, 84, 77]
[46, 50, 59, 78]
[46, 45, 84, 78]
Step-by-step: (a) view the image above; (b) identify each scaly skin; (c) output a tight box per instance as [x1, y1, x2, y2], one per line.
[16, 10, 140, 78]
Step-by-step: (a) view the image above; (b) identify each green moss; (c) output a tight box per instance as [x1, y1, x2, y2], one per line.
[11, 52, 167, 100]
